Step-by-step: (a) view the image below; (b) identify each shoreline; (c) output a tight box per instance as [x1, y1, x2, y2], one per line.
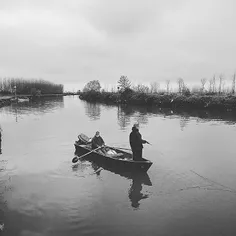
[0, 93, 75, 108]
[79, 91, 236, 112]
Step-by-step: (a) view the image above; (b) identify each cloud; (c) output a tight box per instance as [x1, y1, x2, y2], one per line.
[0, 0, 236, 90]
[87, 0, 160, 36]
[20, 230, 45, 236]
[0, 1, 107, 83]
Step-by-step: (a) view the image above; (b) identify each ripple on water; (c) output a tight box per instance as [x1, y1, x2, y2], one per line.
[2, 97, 236, 235]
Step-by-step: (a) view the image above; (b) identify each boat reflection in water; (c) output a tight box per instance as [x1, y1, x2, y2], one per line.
[72, 153, 152, 209]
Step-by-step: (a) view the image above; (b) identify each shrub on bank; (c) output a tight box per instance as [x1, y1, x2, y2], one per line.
[79, 90, 236, 111]
[102, 91, 120, 103]
[79, 90, 102, 101]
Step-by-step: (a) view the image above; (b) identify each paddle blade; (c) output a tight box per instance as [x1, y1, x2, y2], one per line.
[72, 156, 78, 163]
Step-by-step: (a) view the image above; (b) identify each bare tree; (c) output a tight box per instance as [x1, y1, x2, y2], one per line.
[177, 78, 184, 94]
[218, 74, 224, 94]
[166, 80, 170, 94]
[222, 81, 226, 94]
[150, 82, 159, 93]
[232, 73, 236, 94]
[133, 84, 149, 93]
[200, 78, 207, 93]
[209, 79, 213, 93]
[212, 75, 216, 93]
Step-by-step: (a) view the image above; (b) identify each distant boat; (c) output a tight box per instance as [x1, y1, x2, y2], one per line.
[10, 97, 30, 103]
[17, 97, 30, 103]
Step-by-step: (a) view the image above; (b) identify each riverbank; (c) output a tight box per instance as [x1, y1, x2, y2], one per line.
[0, 93, 75, 108]
[0, 96, 12, 107]
[79, 91, 236, 111]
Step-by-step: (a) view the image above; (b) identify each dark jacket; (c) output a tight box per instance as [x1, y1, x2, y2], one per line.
[129, 127, 146, 151]
[92, 135, 105, 149]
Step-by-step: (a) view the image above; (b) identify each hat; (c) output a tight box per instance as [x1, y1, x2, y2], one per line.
[133, 123, 139, 128]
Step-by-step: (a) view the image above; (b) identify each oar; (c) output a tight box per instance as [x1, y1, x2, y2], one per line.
[72, 146, 102, 163]
[105, 144, 131, 151]
[107, 142, 151, 151]
[109, 146, 132, 151]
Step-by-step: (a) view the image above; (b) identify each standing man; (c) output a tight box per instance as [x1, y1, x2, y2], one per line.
[129, 123, 148, 161]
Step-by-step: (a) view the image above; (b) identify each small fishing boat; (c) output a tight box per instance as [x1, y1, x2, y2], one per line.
[74, 133, 153, 172]
[17, 97, 30, 103]
[10, 97, 30, 103]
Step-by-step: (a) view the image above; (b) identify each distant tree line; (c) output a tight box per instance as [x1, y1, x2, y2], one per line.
[0, 78, 64, 95]
[81, 73, 236, 95]
[79, 74, 236, 111]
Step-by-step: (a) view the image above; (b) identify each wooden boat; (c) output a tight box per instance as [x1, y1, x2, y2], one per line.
[73, 158, 152, 186]
[74, 133, 153, 172]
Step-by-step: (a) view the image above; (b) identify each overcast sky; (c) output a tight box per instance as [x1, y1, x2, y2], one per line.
[0, 0, 236, 91]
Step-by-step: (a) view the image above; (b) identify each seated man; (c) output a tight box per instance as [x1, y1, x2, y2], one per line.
[91, 131, 106, 154]
[91, 132, 123, 157]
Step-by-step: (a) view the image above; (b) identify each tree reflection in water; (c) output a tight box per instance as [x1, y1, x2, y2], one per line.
[117, 104, 236, 130]
[117, 105, 132, 130]
[1, 97, 64, 123]
[84, 102, 101, 120]
[117, 105, 149, 130]
[82, 101, 236, 131]
[179, 114, 190, 131]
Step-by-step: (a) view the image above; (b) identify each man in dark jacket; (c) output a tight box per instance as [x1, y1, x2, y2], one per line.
[129, 123, 147, 161]
[92, 131, 106, 154]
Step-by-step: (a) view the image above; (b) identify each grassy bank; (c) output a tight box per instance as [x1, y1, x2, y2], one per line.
[79, 90, 236, 111]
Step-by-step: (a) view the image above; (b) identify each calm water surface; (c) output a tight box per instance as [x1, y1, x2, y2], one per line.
[1, 96, 236, 236]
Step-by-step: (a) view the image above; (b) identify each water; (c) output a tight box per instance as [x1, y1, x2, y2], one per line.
[1, 96, 236, 236]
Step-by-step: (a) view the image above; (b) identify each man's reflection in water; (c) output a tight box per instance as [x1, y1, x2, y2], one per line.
[128, 173, 152, 209]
